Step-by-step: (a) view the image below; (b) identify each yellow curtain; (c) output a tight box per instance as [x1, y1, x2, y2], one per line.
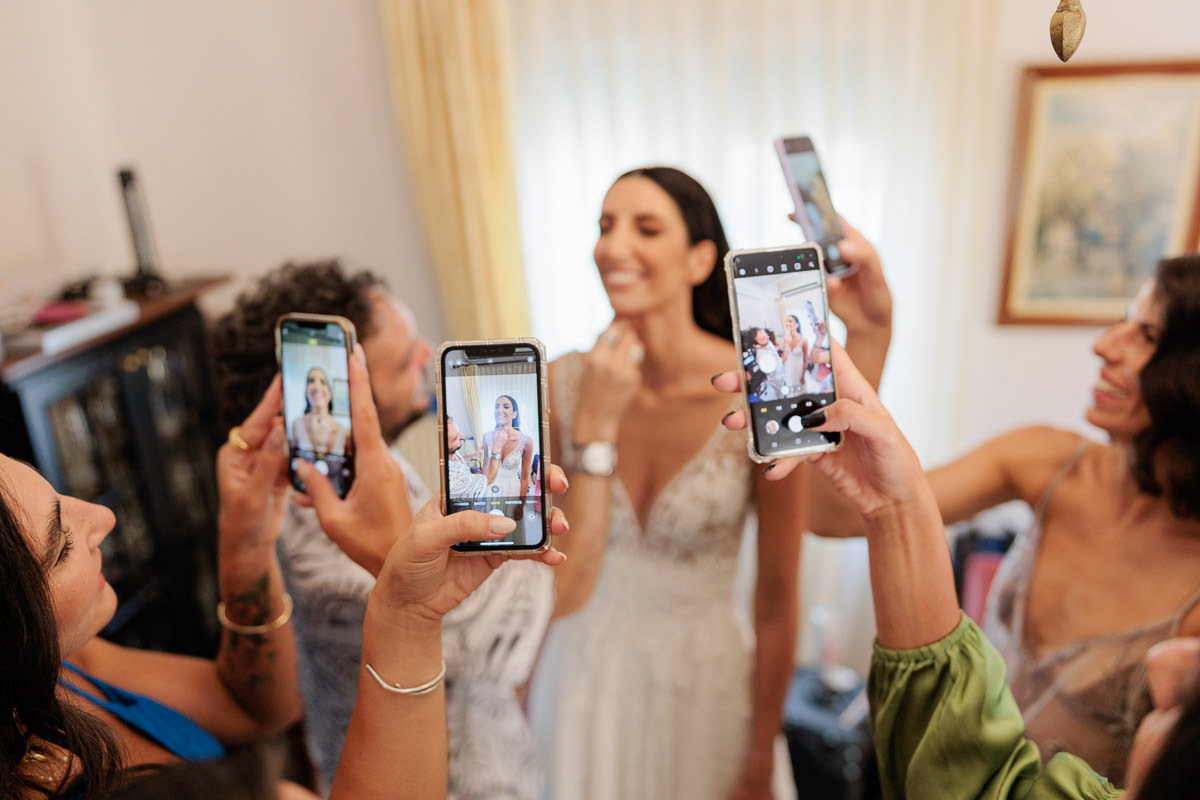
[379, 0, 530, 339]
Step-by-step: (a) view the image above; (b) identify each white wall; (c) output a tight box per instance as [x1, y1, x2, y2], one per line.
[947, 0, 1200, 460]
[0, 0, 443, 341]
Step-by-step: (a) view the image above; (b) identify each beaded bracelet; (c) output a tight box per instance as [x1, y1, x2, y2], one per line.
[364, 659, 447, 696]
[216, 593, 294, 636]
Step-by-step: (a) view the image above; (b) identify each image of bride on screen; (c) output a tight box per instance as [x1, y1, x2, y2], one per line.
[290, 366, 348, 458]
[474, 394, 534, 500]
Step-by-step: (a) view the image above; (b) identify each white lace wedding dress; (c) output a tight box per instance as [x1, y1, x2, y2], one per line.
[529, 351, 758, 799]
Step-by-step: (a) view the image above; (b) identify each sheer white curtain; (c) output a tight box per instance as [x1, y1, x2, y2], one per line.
[506, 0, 997, 671]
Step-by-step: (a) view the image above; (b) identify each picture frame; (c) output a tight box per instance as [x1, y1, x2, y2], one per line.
[999, 61, 1200, 325]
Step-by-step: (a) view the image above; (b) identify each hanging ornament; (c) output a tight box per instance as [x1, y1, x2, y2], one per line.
[1050, 0, 1087, 62]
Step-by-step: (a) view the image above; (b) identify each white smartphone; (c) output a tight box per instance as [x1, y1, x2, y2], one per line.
[725, 243, 840, 462]
[436, 338, 552, 555]
[774, 135, 855, 277]
[275, 313, 357, 497]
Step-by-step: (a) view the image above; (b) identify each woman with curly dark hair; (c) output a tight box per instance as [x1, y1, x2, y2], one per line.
[810, 254, 1200, 787]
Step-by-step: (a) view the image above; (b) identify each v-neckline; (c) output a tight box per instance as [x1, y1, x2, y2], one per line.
[613, 419, 729, 535]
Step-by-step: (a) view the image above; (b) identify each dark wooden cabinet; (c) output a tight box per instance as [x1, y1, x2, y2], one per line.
[1, 280, 227, 656]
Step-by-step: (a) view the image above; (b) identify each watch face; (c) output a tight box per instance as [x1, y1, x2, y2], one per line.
[581, 441, 616, 476]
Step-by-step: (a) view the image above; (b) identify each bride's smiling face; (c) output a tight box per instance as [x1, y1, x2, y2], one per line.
[306, 368, 332, 412]
[494, 396, 517, 428]
[593, 176, 712, 319]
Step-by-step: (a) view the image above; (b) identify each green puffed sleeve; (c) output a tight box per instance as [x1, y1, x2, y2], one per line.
[868, 614, 1122, 800]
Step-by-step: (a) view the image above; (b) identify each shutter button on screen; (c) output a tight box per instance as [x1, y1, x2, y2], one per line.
[785, 413, 806, 433]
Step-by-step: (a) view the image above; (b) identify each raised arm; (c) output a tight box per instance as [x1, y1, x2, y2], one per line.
[549, 326, 642, 619]
[84, 377, 303, 743]
[797, 345, 1120, 799]
[301, 346, 569, 800]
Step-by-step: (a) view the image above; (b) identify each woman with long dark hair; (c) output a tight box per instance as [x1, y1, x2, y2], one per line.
[1, 350, 569, 800]
[530, 166, 892, 798]
[807, 255, 1200, 787]
[719, 342, 1200, 799]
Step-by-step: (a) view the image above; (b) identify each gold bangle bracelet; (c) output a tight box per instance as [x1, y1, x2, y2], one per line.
[364, 660, 447, 696]
[217, 593, 294, 636]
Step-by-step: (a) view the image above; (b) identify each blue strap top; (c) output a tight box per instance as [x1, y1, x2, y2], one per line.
[59, 662, 225, 762]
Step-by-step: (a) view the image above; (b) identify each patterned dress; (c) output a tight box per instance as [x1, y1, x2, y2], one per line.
[528, 351, 758, 799]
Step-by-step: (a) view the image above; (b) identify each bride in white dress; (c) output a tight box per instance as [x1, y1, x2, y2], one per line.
[476, 394, 533, 500]
[530, 169, 893, 800]
[528, 167, 809, 800]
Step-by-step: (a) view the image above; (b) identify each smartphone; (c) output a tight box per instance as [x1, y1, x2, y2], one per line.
[275, 313, 357, 497]
[725, 243, 840, 461]
[437, 338, 551, 554]
[774, 135, 855, 277]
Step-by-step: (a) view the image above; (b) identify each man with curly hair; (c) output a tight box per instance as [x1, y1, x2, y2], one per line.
[211, 260, 434, 786]
[211, 261, 555, 799]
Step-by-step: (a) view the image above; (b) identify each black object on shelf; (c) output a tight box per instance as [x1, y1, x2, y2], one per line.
[117, 167, 167, 298]
[1, 280, 227, 656]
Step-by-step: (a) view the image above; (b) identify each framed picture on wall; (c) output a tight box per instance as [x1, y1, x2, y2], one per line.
[999, 61, 1200, 325]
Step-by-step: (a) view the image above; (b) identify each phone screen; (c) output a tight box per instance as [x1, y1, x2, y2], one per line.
[782, 143, 848, 273]
[440, 342, 549, 552]
[728, 246, 840, 457]
[278, 316, 355, 497]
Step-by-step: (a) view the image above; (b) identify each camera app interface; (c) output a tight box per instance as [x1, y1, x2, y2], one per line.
[731, 247, 839, 453]
[442, 345, 546, 549]
[786, 148, 844, 265]
[280, 319, 353, 496]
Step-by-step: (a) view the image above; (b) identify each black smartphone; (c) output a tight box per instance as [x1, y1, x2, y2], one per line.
[437, 338, 551, 554]
[774, 135, 855, 277]
[725, 243, 840, 461]
[275, 313, 357, 497]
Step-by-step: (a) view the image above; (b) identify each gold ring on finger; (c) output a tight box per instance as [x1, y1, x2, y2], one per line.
[228, 426, 253, 452]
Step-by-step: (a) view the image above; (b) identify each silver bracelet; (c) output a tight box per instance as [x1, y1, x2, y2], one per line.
[364, 659, 447, 696]
[217, 593, 293, 636]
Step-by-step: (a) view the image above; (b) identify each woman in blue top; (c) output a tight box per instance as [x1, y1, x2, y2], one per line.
[1, 348, 570, 799]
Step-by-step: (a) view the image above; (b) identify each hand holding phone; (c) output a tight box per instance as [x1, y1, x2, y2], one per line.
[724, 244, 840, 461]
[775, 136, 855, 277]
[437, 338, 552, 554]
[294, 338, 570, 583]
[275, 313, 357, 498]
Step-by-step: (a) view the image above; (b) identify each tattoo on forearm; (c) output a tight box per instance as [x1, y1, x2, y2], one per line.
[219, 574, 283, 693]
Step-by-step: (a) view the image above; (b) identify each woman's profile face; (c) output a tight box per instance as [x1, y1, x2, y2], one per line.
[593, 176, 705, 319]
[306, 368, 332, 411]
[494, 396, 516, 427]
[784, 316, 798, 334]
[1086, 280, 1161, 440]
[0, 456, 117, 658]
[1125, 636, 1200, 795]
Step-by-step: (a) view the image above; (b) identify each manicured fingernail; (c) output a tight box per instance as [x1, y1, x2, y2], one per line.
[710, 373, 725, 385]
[489, 516, 517, 535]
[762, 462, 776, 474]
[800, 410, 826, 428]
[722, 410, 737, 422]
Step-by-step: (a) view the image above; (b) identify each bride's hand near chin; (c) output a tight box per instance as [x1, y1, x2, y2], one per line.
[574, 322, 643, 442]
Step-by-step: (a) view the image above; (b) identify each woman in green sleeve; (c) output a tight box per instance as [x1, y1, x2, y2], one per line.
[716, 347, 1200, 799]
